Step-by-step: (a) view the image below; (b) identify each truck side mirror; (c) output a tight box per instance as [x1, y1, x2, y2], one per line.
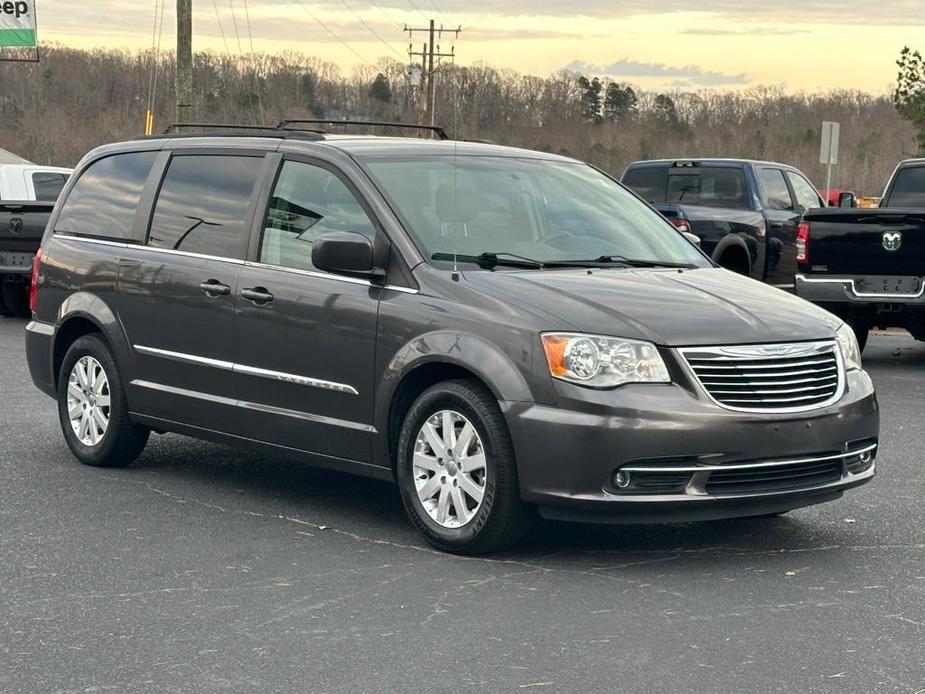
[838, 192, 857, 208]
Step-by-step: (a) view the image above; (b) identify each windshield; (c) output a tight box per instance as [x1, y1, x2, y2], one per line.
[362, 155, 709, 268]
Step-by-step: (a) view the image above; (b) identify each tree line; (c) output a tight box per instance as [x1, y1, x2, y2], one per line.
[0, 45, 916, 194]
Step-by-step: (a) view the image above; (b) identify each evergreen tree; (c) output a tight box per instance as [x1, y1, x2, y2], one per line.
[604, 83, 638, 121]
[893, 46, 925, 154]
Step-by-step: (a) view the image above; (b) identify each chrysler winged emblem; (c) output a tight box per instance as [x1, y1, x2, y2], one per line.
[882, 231, 902, 252]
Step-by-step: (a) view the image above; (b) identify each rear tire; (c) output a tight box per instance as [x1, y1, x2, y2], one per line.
[0, 276, 12, 317]
[57, 334, 149, 468]
[0, 277, 29, 318]
[396, 379, 533, 554]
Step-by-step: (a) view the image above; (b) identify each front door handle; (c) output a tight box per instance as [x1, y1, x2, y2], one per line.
[241, 286, 274, 305]
[200, 279, 231, 296]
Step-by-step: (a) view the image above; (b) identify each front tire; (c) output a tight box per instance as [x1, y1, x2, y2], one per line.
[57, 334, 149, 468]
[396, 379, 533, 554]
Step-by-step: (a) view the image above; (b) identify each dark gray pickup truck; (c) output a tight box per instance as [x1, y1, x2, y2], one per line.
[796, 158, 925, 350]
[622, 159, 825, 291]
[0, 201, 53, 317]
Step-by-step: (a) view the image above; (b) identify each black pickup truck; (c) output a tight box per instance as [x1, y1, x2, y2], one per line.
[622, 159, 826, 291]
[0, 201, 53, 317]
[795, 158, 925, 350]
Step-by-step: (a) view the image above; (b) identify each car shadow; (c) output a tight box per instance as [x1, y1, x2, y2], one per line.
[124, 432, 870, 563]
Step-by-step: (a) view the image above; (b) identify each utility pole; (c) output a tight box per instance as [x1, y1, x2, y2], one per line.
[176, 0, 193, 124]
[405, 21, 460, 127]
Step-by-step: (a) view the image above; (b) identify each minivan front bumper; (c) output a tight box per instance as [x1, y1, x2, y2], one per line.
[503, 368, 878, 523]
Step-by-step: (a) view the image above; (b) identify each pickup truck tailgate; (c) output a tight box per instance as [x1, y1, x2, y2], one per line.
[802, 208, 925, 276]
[0, 201, 53, 273]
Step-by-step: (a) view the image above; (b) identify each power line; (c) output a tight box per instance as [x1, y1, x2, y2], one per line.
[211, 0, 230, 54]
[368, 0, 404, 27]
[241, 0, 266, 122]
[297, 2, 377, 68]
[405, 0, 429, 22]
[226, 0, 245, 55]
[145, 0, 167, 135]
[338, 0, 406, 61]
[427, 0, 454, 28]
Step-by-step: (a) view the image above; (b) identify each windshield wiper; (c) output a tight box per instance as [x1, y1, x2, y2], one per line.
[588, 255, 698, 269]
[431, 251, 545, 269]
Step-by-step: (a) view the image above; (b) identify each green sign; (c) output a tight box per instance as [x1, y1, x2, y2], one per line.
[0, 1, 36, 48]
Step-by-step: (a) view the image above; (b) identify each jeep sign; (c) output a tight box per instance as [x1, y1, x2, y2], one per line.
[0, 1, 36, 47]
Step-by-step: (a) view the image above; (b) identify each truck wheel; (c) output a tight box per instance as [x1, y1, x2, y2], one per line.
[0, 277, 12, 317]
[1, 277, 30, 318]
[57, 335, 150, 468]
[396, 379, 534, 554]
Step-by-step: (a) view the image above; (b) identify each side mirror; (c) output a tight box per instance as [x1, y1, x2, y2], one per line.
[682, 231, 701, 246]
[312, 231, 384, 280]
[838, 191, 857, 208]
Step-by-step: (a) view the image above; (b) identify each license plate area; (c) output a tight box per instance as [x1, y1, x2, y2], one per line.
[854, 276, 921, 295]
[0, 252, 35, 270]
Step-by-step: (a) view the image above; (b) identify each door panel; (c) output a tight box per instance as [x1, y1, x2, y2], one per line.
[233, 158, 383, 462]
[759, 167, 800, 289]
[119, 251, 242, 431]
[234, 265, 379, 460]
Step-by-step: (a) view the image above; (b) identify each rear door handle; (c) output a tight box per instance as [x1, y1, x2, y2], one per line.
[200, 279, 231, 296]
[241, 286, 274, 305]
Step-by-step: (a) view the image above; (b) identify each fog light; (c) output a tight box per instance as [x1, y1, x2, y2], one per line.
[614, 470, 631, 489]
[859, 451, 873, 464]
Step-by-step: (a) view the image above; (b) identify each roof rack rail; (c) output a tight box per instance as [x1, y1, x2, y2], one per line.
[277, 118, 449, 140]
[156, 122, 325, 141]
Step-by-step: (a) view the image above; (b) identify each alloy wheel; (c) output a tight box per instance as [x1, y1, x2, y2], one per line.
[413, 409, 487, 528]
[67, 356, 111, 446]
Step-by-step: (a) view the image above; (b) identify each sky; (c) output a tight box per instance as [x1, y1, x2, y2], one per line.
[30, 0, 925, 93]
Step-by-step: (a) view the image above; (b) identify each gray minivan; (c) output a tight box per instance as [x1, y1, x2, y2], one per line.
[25, 125, 879, 553]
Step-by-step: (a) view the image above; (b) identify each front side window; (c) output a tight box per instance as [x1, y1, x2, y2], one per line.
[759, 168, 794, 211]
[886, 166, 925, 207]
[147, 155, 261, 259]
[786, 172, 821, 211]
[32, 172, 68, 201]
[666, 167, 749, 209]
[55, 152, 157, 240]
[259, 160, 377, 272]
[363, 155, 709, 268]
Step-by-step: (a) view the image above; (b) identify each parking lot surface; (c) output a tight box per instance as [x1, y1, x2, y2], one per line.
[1, 317, 923, 693]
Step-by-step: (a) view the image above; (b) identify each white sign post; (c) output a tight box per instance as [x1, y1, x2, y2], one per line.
[819, 121, 840, 197]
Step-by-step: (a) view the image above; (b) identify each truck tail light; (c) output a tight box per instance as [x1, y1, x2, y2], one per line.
[29, 247, 43, 314]
[796, 221, 810, 263]
[670, 218, 692, 234]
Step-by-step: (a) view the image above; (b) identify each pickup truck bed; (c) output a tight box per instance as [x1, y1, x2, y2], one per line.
[1, 201, 53, 317]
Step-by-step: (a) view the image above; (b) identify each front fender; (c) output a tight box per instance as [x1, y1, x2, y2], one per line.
[372, 330, 537, 469]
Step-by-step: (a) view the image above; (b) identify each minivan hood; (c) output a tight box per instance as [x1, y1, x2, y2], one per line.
[466, 267, 840, 346]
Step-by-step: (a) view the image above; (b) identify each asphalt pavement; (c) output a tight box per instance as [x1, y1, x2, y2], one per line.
[1, 317, 923, 693]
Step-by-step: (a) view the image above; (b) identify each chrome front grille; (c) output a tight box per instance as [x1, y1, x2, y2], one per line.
[680, 341, 844, 413]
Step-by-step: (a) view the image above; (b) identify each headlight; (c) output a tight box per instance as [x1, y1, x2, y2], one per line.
[835, 322, 862, 371]
[541, 333, 670, 388]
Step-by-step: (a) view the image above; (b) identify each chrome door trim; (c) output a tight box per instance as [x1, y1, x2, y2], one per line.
[134, 344, 359, 395]
[53, 234, 420, 293]
[234, 363, 359, 395]
[134, 345, 235, 371]
[243, 259, 420, 294]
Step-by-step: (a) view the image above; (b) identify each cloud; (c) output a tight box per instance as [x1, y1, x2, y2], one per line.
[681, 26, 810, 36]
[565, 59, 749, 86]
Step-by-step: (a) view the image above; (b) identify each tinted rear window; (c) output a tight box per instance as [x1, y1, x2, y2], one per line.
[886, 166, 925, 207]
[55, 152, 157, 240]
[32, 172, 68, 201]
[147, 154, 261, 259]
[622, 166, 667, 202]
[666, 167, 749, 209]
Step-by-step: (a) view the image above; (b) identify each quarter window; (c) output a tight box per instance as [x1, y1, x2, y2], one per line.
[786, 172, 821, 211]
[259, 160, 377, 272]
[885, 166, 925, 207]
[148, 155, 261, 259]
[759, 169, 794, 211]
[55, 152, 157, 241]
[666, 167, 749, 209]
